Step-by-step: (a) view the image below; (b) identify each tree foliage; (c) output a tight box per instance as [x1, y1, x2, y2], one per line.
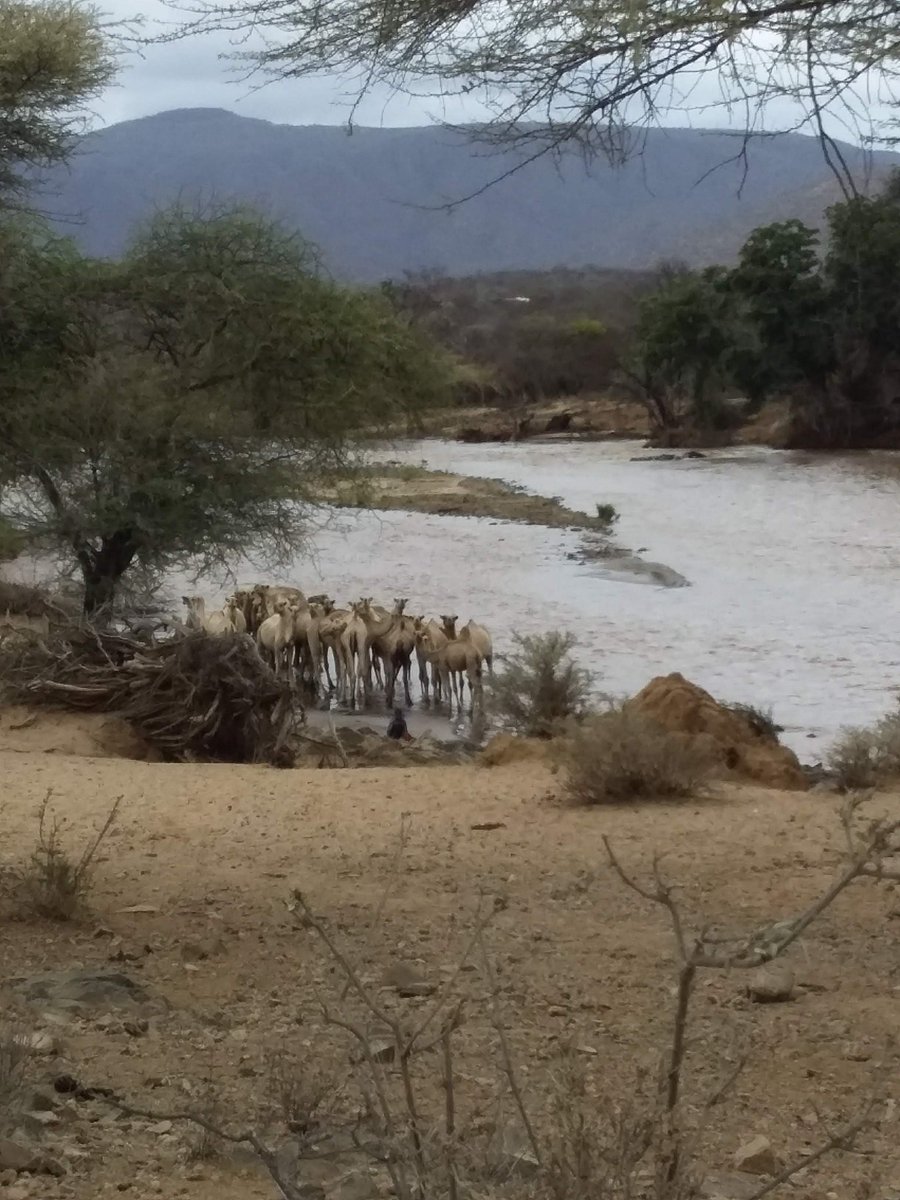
[180, 0, 899, 172]
[629, 172, 900, 447]
[0, 0, 116, 206]
[0, 206, 452, 611]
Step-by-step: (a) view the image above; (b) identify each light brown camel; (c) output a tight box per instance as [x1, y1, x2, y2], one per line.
[256, 600, 296, 677]
[413, 616, 447, 702]
[339, 601, 371, 706]
[438, 635, 483, 715]
[358, 598, 415, 707]
[459, 620, 493, 675]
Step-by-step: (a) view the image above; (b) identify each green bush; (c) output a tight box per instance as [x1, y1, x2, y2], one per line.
[489, 631, 593, 738]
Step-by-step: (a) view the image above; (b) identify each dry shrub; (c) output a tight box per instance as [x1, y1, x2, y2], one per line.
[564, 710, 711, 805]
[726, 700, 783, 740]
[14, 791, 120, 920]
[490, 631, 593, 738]
[828, 709, 900, 790]
[0, 1024, 31, 1133]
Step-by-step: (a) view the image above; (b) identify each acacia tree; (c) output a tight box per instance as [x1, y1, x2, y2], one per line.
[181, 0, 899, 172]
[0, 0, 115, 206]
[0, 206, 452, 612]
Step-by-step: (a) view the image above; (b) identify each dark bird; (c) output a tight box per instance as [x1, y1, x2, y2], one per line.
[387, 707, 413, 742]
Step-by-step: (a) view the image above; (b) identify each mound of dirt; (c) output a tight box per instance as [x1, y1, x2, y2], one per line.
[626, 673, 808, 791]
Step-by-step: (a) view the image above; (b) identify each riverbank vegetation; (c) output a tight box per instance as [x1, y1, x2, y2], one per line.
[382, 176, 900, 451]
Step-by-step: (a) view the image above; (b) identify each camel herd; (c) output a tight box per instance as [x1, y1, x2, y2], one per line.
[182, 584, 493, 713]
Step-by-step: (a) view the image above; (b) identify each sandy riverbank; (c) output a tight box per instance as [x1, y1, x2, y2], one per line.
[1, 718, 898, 1199]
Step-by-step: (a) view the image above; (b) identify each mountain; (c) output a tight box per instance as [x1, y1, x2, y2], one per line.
[38, 108, 899, 280]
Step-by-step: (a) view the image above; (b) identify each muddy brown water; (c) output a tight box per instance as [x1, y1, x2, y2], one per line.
[7, 438, 900, 760]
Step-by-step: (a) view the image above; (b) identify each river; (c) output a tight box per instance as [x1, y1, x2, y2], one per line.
[357, 438, 900, 761]
[9, 438, 899, 760]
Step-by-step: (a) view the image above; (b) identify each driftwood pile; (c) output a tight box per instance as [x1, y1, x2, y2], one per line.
[0, 625, 299, 765]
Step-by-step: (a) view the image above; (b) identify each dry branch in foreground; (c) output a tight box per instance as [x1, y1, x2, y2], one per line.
[0, 625, 300, 764]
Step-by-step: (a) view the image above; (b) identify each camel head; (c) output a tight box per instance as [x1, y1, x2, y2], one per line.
[182, 595, 204, 613]
[440, 614, 458, 637]
[392, 597, 409, 615]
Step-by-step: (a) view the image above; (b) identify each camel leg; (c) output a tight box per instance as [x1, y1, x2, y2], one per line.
[403, 658, 413, 708]
[417, 652, 430, 703]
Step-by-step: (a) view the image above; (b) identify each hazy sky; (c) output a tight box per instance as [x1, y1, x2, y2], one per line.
[98, 0, 495, 128]
[96, 0, 887, 144]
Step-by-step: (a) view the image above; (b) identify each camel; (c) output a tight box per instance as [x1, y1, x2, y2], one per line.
[339, 601, 371, 706]
[459, 620, 493, 675]
[182, 596, 235, 636]
[290, 596, 336, 689]
[358, 598, 415, 707]
[255, 600, 296, 677]
[314, 607, 347, 694]
[440, 614, 458, 640]
[225, 596, 247, 634]
[437, 635, 483, 716]
[413, 616, 447, 702]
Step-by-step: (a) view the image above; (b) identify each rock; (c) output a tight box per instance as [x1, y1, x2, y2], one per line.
[492, 1121, 541, 1180]
[733, 1135, 781, 1177]
[0, 1170, 16, 1186]
[381, 963, 435, 998]
[700, 1169, 764, 1199]
[123, 1018, 149, 1037]
[626, 673, 809, 791]
[16, 968, 165, 1016]
[25, 1089, 59, 1113]
[366, 1037, 396, 1065]
[746, 963, 795, 1003]
[180, 940, 209, 962]
[22, 1031, 60, 1056]
[0, 1138, 35, 1172]
[0, 1137, 65, 1176]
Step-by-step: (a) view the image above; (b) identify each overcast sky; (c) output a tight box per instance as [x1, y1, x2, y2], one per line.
[95, 0, 888, 145]
[97, 0, 497, 128]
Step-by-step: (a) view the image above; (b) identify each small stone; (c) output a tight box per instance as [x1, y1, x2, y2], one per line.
[123, 1019, 149, 1038]
[351, 1036, 395, 1065]
[0, 1137, 37, 1172]
[179, 941, 208, 963]
[25, 1031, 60, 1056]
[746, 963, 794, 1004]
[381, 962, 435, 998]
[734, 1136, 781, 1177]
[0, 1168, 17, 1185]
[25, 1089, 58, 1113]
[699, 1169, 764, 1199]
[547, 1005, 567, 1017]
[843, 1043, 872, 1062]
[149, 1121, 172, 1136]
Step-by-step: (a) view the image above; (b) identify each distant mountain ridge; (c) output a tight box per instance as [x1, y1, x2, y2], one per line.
[38, 108, 899, 280]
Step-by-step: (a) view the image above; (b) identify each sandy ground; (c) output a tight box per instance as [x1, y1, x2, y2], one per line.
[2, 717, 900, 1198]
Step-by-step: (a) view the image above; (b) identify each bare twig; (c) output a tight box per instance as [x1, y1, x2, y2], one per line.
[476, 924, 543, 1169]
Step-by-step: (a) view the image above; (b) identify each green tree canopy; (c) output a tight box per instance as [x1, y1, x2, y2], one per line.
[0, 0, 115, 206]
[0, 206, 452, 612]
[629, 172, 900, 447]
